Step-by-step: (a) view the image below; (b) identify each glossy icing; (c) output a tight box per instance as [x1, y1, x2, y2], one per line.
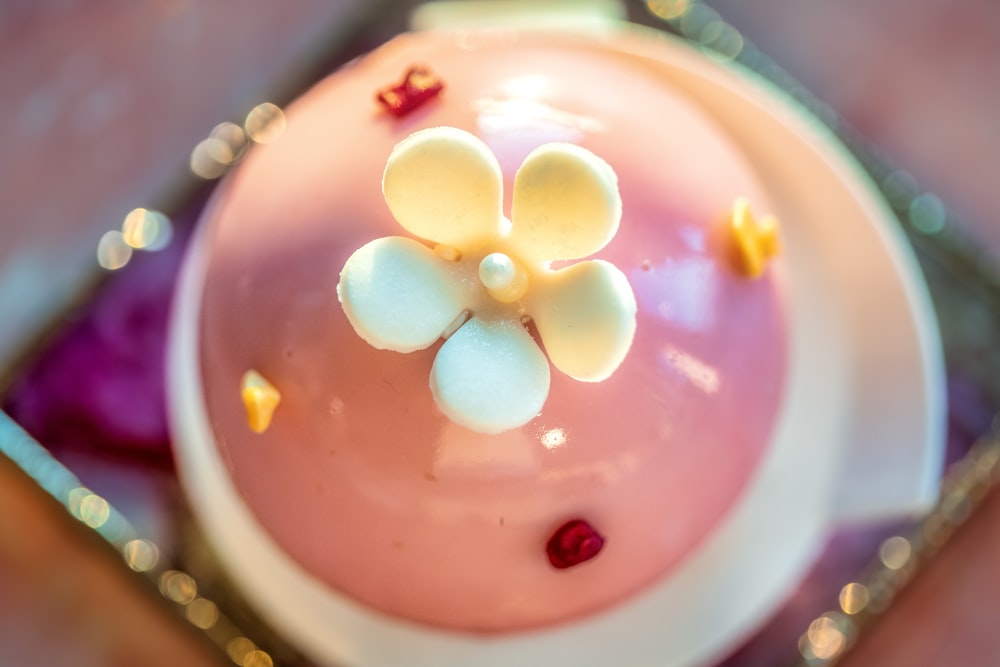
[193, 30, 788, 632]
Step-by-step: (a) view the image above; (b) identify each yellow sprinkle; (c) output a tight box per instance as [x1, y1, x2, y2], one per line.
[730, 197, 781, 278]
[241, 370, 281, 433]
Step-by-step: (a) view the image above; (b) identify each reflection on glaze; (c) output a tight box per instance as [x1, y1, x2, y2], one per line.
[476, 97, 605, 168]
[433, 422, 540, 480]
[631, 256, 718, 332]
[540, 427, 568, 450]
[659, 345, 721, 394]
[539, 451, 641, 487]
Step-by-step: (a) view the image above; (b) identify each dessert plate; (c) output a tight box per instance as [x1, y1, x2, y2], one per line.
[168, 24, 944, 667]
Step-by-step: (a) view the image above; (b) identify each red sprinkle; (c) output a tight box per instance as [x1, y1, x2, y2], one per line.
[546, 519, 605, 569]
[376, 66, 444, 117]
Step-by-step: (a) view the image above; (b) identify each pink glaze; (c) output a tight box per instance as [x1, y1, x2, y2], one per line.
[192, 30, 787, 632]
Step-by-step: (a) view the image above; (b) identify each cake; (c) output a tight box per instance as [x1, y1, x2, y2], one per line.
[167, 19, 942, 667]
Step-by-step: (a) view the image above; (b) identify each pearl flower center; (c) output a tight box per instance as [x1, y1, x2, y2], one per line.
[478, 252, 529, 303]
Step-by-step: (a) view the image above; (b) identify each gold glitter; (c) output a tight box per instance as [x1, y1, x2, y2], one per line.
[730, 197, 780, 277]
[241, 369, 282, 433]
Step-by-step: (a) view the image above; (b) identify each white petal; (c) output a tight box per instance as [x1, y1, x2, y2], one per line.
[509, 143, 622, 264]
[383, 127, 504, 248]
[430, 318, 550, 434]
[338, 236, 466, 352]
[529, 260, 637, 382]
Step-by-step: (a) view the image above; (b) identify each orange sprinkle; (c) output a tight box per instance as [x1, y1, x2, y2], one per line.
[730, 197, 781, 278]
[240, 369, 281, 433]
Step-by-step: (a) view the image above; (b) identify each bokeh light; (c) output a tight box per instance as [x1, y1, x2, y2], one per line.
[678, 3, 721, 39]
[190, 122, 248, 179]
[800, 613, 849, 661]
[185, 597, 219, 629]
[646, 0, 690, 21]
[839, 582, 870, 615]
[71, 491, 110, 528]
[923, 512, 952, 547]
[121, 207, 174, 251]
[242, 650, 275, 667]
[159, 570, 199, 605]
[702, 22, 743, 60]
[909, 193, 947, 235]
[226, 637, 257, 664]
[879, 535, 912, 570]
[245, 102, 286, 144]
[97, 230, 133, 270]
[190, 138, 230, 179]
[123, 538, 160, 572]
[881, 169, 920, 210]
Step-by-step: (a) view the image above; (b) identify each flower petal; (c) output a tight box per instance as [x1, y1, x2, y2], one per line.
[430, 318, 550, 434]
[509, 143, 622, 264]
[383, 127, 504, 248]
[338, 236, 466, 352]
[529, 260, 637, 382]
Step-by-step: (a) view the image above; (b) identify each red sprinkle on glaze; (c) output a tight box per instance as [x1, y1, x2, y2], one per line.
[546, 519, 605, 569]
[376, 66, 444, 117]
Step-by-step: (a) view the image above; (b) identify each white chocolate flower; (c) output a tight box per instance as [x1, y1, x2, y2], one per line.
[337, 127, 636, 434]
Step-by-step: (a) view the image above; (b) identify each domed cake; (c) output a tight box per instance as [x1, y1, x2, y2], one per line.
[168, 20, 942, 667]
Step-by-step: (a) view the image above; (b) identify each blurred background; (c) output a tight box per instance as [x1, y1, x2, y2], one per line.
[1, 1, 999, 666]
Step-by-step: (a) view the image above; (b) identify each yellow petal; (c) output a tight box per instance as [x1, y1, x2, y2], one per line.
[509, 143, 622, 264]
[383, 127, 504, 248]
[529, 260, 637, 382]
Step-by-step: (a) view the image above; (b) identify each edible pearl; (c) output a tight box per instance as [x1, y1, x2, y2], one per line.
[478, 252, 530, 303]
[479, 252, 516, 290]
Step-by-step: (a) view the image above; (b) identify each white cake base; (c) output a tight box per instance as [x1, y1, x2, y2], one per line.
[168, 25, 944, 667]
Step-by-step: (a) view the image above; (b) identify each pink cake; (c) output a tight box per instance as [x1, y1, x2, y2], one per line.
[174, 27, 787, 640]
